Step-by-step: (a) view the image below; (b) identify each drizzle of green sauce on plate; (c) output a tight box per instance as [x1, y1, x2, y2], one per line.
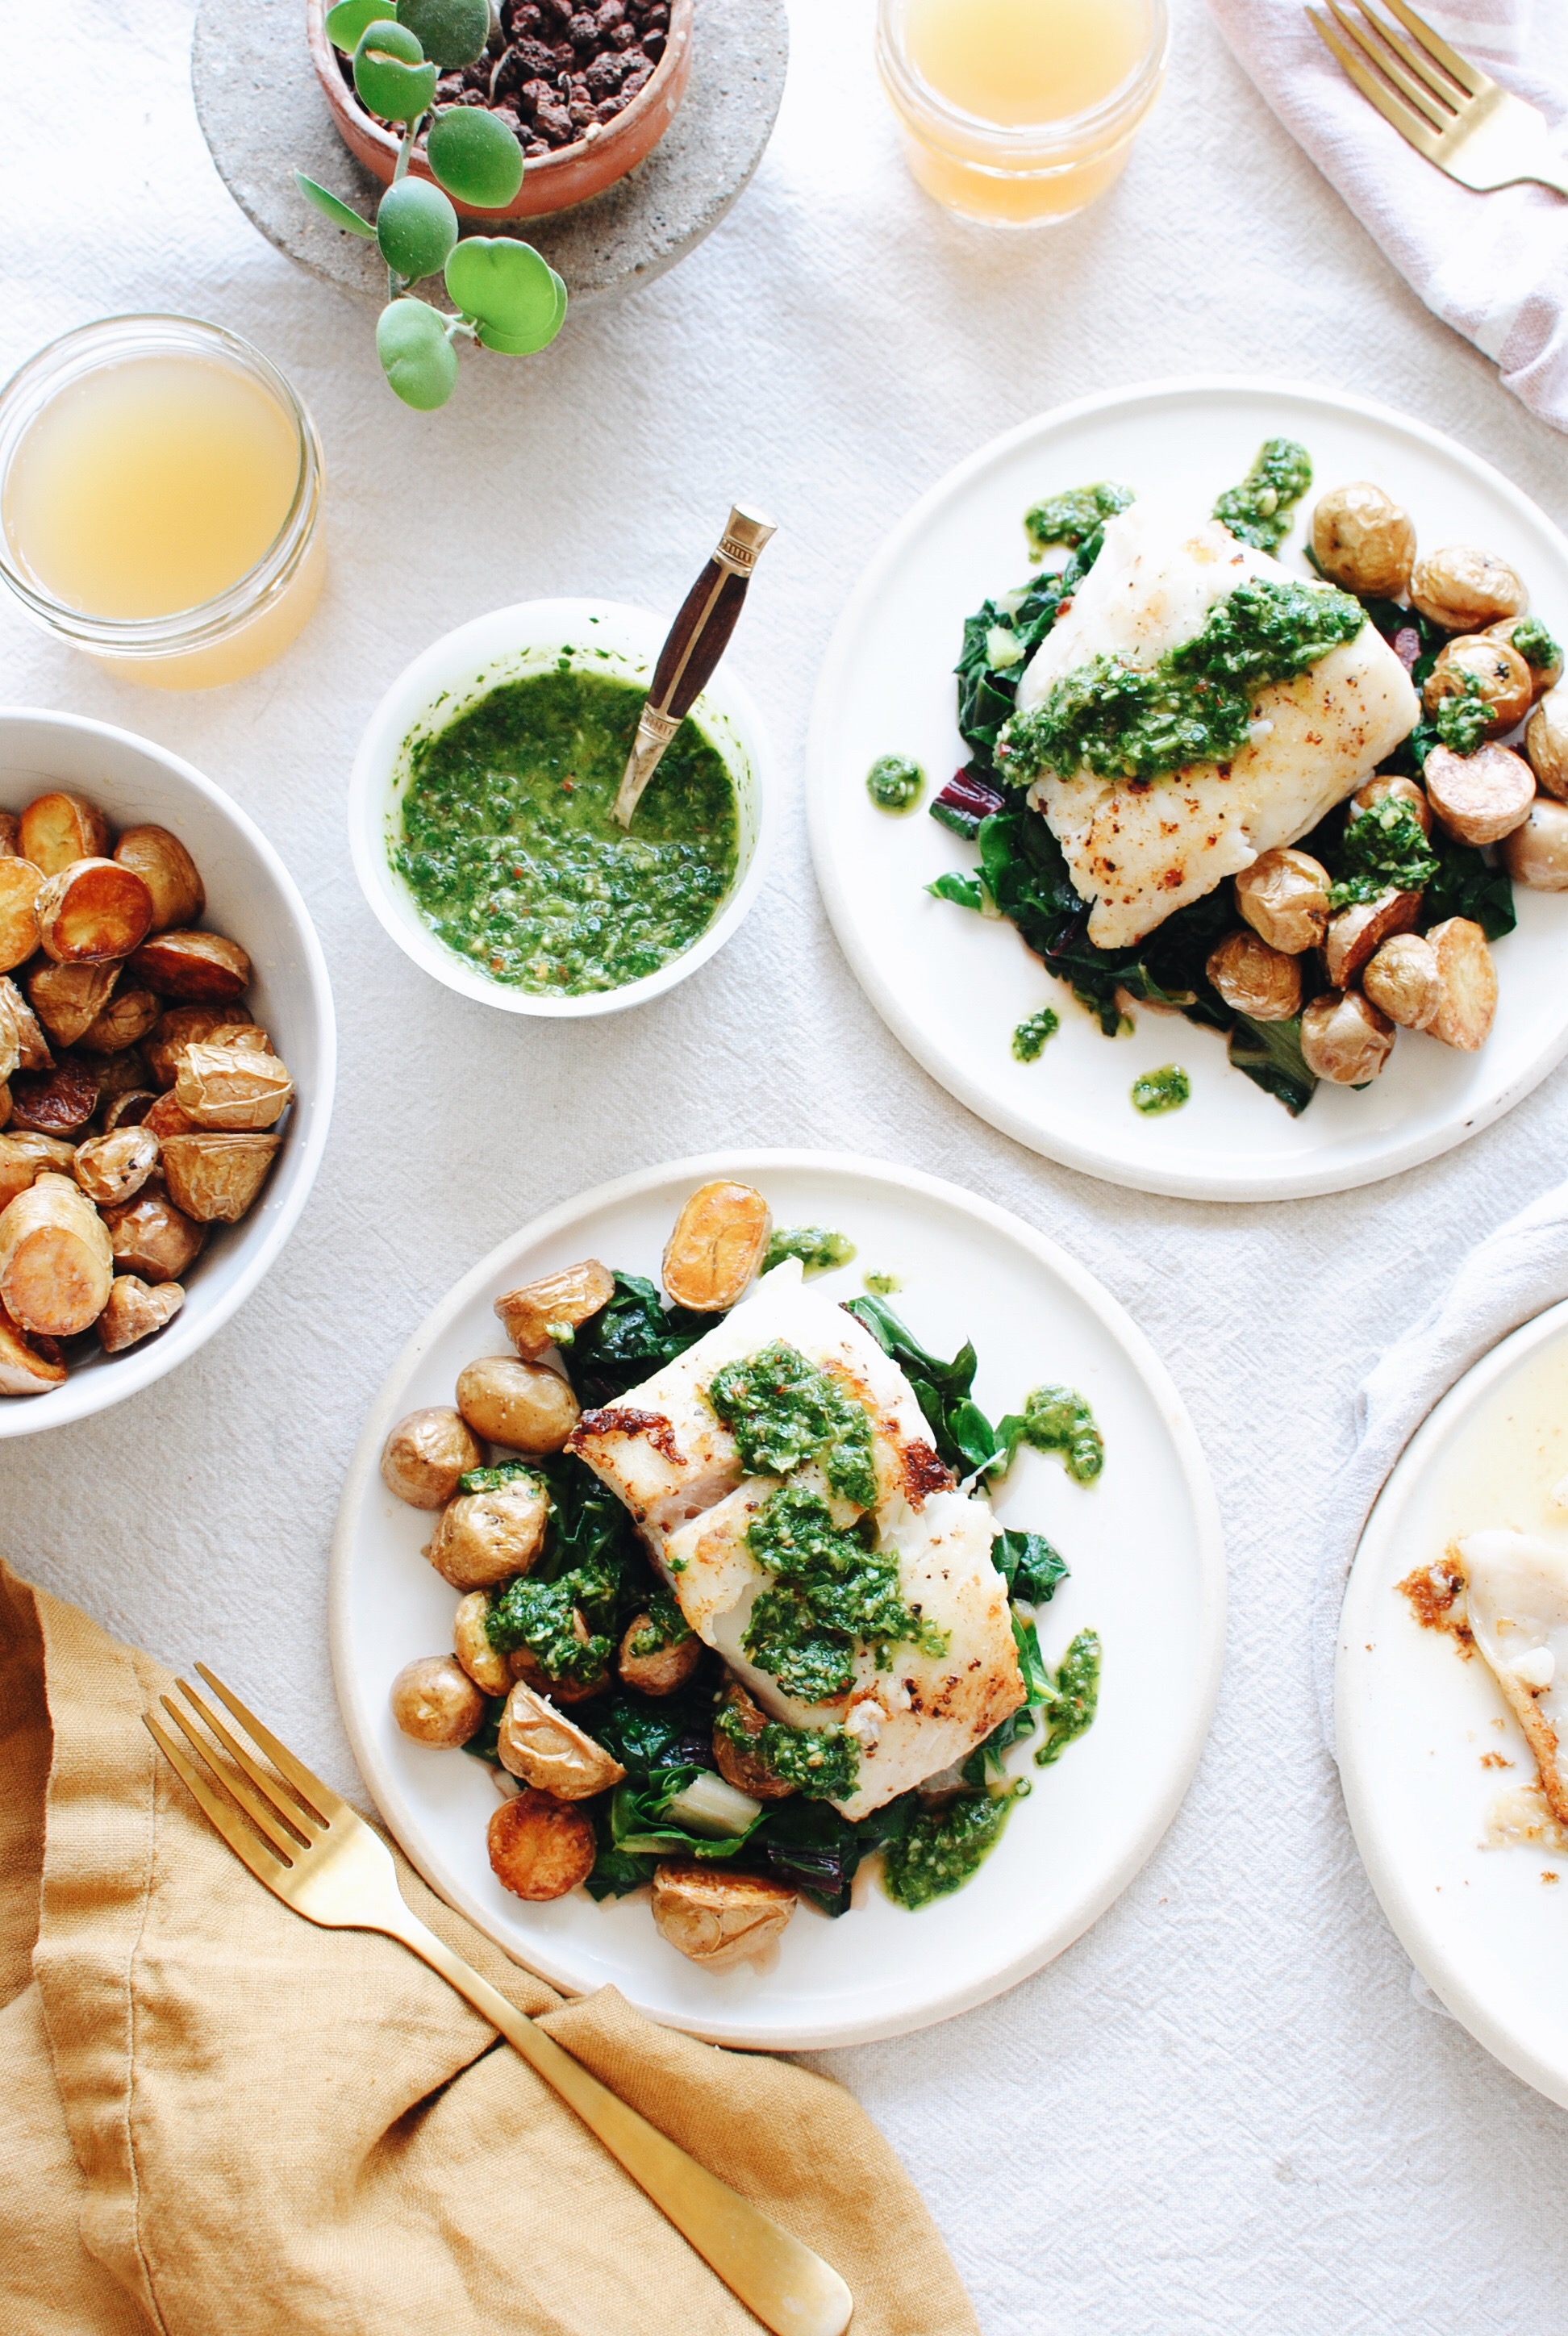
[1132, 1065, 1191, 1116]
[394, 669, 738, 996]
[881, 1791, 1019, 1908]
[764, 1225, 858, 1275]
[1012, 1006, 1060, 1062]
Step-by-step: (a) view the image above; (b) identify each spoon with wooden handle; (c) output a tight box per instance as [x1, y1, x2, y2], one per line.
[614, 504, 777, 828]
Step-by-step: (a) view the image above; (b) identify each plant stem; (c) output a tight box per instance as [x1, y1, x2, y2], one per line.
[393, 110, 426, 187]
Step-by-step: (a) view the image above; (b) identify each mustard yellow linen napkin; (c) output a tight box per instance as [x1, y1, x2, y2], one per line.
[0, 1561, 978, 2336]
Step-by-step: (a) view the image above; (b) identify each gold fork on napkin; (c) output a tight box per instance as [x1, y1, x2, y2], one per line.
[144, 1663, 853, 2336]
[1309, 0, 1568, 197]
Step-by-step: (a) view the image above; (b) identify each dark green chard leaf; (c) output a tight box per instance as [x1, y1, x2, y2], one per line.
[1424, 828, 1516, 940]
[844, 1295, 1003, 1480]
[584, 1800, 657, 1901]
[926, 869, 986, 911]
[608, 1767, 762, 1861]
[995, 1529, 1069, 1603]
[564, 1270, 711, 1406]
[755, 1799, 866, 1917]
[1226, 1016, 1316, 1117]
[1010, 1608, 1053, 1706]
[590, 1680, 715, 1779]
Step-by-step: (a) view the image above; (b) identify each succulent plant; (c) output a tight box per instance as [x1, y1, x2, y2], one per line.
[297, 0, 566, 410]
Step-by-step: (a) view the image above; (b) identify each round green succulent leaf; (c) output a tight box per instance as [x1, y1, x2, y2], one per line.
[398, 0, 489, 68]
[427, 106, 525, 209]
[325, 0, 393, 55]
[377, 177, 459, 281]
[294, 170, 377, 237]
[353, 20, 437, 123]
[376, 298, 459, 409]
[445, 237, 563, 349]
[475, 265, 567, 353]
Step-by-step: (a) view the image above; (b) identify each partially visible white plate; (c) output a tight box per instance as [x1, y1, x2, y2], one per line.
[331, 1149, 1224, 2050]
[807, 377, 1568, 1202]
[1337, 1299, 1568, 2106]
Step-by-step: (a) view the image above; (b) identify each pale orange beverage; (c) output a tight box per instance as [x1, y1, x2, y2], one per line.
[0, 318, 324, 690]
[878, 0, 1169, 227]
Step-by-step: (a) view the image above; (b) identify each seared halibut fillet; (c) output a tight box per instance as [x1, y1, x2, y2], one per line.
[566, 1262, 1024, 1817]
[1012, 500, 1420, 949]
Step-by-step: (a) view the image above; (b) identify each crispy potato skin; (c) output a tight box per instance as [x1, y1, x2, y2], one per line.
[1527, 684, 1568, 800]
[661, 1182, 772, 1312]
[74, 1127, 159, 1208]
[1424, 636, 1533, 737]
[381, 1404, 482, 1508]
[1323, 890, 1422, 989]
[1503, 798, 1568, 890]
[651, 1863, 797, 1967]
[1233, 848, 1331, 956]
[128, 928, 251, 1002]
[102, 1190, 206, 1281]
[144, 1003, 252, 1089]
[34, 858, 154, 965]
[26, 960, 119, 1049]
[711, 1683, 796, 1801]
[0, 1132, 76, 1209]
[0, 1171, 113, 1336]
[1353, 775, 1432, 834]
[497, 1682, 626, 1798]
[0, 1299, 66, 1395]
[0, 979, 51, 1072]
[456, 1355, 581, 1454]
[494, 1258, 615, 1359]
[452, 1590, 511, 1696]
[1424, 743, 1536, 848]
[174, 1041, 294, 1131]
[1409, 545, 1528, 632]
[487, 1787, 596, 1900]
[96, 1274, 183, 1353]
[18, 792, 109, 877]
[1312, 482, 1416, 599]
[390, 1655, 486, 1748]
[618, 1612, 703, 1696]
[425, 1474, 551, 1591]
[1425, 917, 1498, 1050]
[0, 860, 43, 974]
[9, 1060, 100, 1137]
[160, 1130, 280, 1222]
[1362, 934, 1441, 1031]
[1300, 991, 1395, 1085]
[1205, 929, 1301, 1021]
[113, 825, 204, 932]
[77, 987, 161, 1055]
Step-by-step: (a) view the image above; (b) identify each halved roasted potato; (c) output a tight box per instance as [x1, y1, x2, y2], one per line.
[127, 928, 251, 1002]
[113, 825, 205, 932]
[18, 791, 110, 876]
[494, 1258, 614, 1359]
[8, 1061, 99, 1138]
[0, 1299, 67, 1395]
[73, 1126, 159, 1208]
[1425, 917, 1498, 1050]
[496, 1682, 626, 1799]
[487, 1788, 595, 1901]
[651, 1863, 797, 1967]
[1423, 743, 1536, 847]
[0, 1171, 113, 1336]
[0, 1131, 76, 1210]
[26, 958, 120, 1049]
[96, 1274, 183, 1353]
[1323, 891, 1422, 988]
[0, 859, 43, 974]
[77, 987, 161, 1055]
[173, 1041, 293, 1131]
[159, 1130, 280, 1222]
[35, 858, 154, 965]
[101, 1188, 206, 1281]
[662, 1181, 772, 1311]
[0, 978, 51, 1072]
[144, 1003, 253, 1089]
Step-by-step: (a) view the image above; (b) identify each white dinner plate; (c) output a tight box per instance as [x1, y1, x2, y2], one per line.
[331, 1149, 1224, 2050]
[807, 377, 1568, 1202]
[1337, 1299, 1568, 2106]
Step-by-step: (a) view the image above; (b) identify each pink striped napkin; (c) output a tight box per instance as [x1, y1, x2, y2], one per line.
[1207, 0, 1568, 432]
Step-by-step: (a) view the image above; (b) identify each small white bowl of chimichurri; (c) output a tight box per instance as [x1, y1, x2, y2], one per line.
[349, 599, 773, 1016]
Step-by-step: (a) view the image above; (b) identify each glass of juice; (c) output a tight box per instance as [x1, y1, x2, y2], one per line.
[878, 0, 1170, 227]
[0, 315, 325, 690]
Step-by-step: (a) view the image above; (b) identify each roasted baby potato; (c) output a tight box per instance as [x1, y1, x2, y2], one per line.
[0, 1300, 66, 1396]
[18, 790, 109, 876]
[0, 812, 15, 857]
[497, 1682, 626, 1799]
[651, 1863, 797, 1968]
[27, 958, 119, 1049]
[711, 1682, 796, 1801]
[1300, 991, 1395, 1085]
[0, 858, 42, 974]
[173, 1041, 293, 1131]
[1503, 797, 1568, 890]
[113, 825, 205, 932]
[102, 1188, 206, 1281]
[390, 1654, 486, 1748]
[144, 1003, 253, 1088]
[1490, 615, 1563, 697]
[0, 986, 17, 1086]
[452, 1589, 511, 1696]
[73, 1126, 159, 1208]
[127, 928, 251, 1002]
[661, 1181, 772, 1311]
[493, 1258, 614, 1359]
[424, 1470, 551, 1591]
[0, 1132, 76, 1209]
[1526, 683, 1568, 799]
[0, 978, 50, 1072]
[1410, 545, 1528, 632]
[1362, 934, 1441, 1031]
[1423, 742, 1536, 846]
[1425, 917, 1498, 1049]
[1424, 636, 1533, 738]
[507, 1628, 608, 1706]
[34, 857, 154, 964]
[487, 1787, 596, 1901]
[159, 1130, 280, 1222]
[1352, 774, 1432, 834]
[144, 1092, 195, 1139]
[381, 1404, 482, 1508]
[1204, 929, 1302, 1020]
[0, 1171, 113, 1336]
[9, 1060, 100, 1137]
[1323, 890, 1422, 990]
[96, 1274, 183, 1353]
[1233, 847, 1332, 955]
[618, 1608, 703, 1697]
[1311, 482, 1416, 599]
[77, 987, 161, 1055]
[456, 1355, 580, 1453]
[101, 1090, 157, 1133]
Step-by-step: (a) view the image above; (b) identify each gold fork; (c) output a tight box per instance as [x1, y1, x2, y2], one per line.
[1309, 0, 1568, 197]
[144, 1666, 853, 2336]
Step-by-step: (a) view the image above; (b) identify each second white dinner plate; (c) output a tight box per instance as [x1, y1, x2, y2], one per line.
[331, 1149, 1224, 2050]
[807, 377, 1568, 1201]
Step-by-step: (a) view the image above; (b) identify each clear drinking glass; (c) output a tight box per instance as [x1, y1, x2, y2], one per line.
[877, 0, 1170, 229]
[0, 315, 325, 690]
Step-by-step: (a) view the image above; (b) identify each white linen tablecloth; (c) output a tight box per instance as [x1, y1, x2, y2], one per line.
[6, 2, 1568, 2327]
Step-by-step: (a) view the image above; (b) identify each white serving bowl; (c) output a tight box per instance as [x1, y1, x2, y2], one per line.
[0, 709, 336, 1437]
[348, 597, 774, 1018]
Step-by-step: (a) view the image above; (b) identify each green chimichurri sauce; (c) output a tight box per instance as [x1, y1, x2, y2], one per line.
[715, 1703, 860, 1800]
[1036, 1629, 1101, 1767]
[1211, 436, 1312, 553]
[1012, 1006, 1060, 1062]
[706, 1341, 878, 1508]
[763, 1225, 858, 1275]
[741, 1482, 945, 1704]
[1330, 795, 1437, 908]
[1132, 1065, 1191, 1116]
[394, 669, 739, 996]
[1025, 480, 1134, 559]
[1003, 1385, 1105, 1484]
[998, 575, 1365, 789]
[882, 1790, 1018, 1908]
[866, 754, 924, 812]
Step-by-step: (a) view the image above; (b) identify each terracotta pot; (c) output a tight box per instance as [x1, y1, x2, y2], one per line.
[307, 0, 694, 223]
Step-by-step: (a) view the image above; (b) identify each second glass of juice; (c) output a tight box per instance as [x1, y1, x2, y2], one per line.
[0, 315, 325, 690]
[878, 0, 1170, 227]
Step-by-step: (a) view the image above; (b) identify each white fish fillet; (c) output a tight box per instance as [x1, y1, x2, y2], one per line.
[1011, 501, 1420, 949]
[566, 1263, 1024, 1817]
[1457, 1529, 1568, 1825]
